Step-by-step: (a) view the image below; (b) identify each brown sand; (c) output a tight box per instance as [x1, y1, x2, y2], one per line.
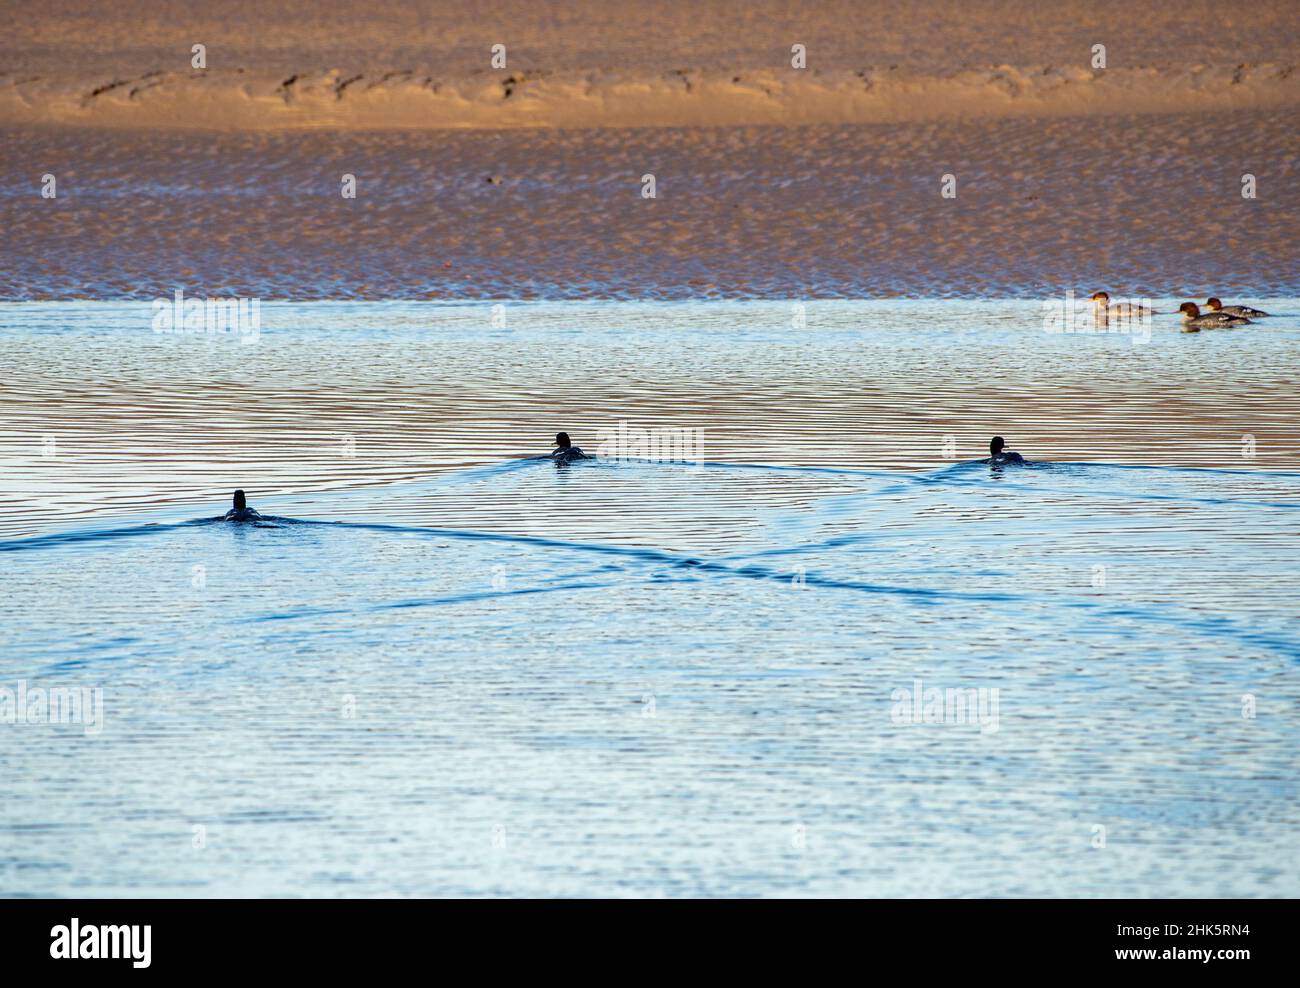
[4, 1, 1295, 299]
[2, 1, 1297, 129]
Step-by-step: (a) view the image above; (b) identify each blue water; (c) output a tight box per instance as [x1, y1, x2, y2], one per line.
[2, 300, 1299, 896]
[3, 455, 1299, 896]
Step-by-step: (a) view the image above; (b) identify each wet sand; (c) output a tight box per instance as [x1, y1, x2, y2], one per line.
[3, 110, 1297, 300]
[4, 1, 1295, 299]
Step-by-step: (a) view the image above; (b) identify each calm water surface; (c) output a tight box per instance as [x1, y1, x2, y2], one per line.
[2, 300, 1298, 896]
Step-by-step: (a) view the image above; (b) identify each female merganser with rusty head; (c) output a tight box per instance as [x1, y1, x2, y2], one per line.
[1205, 297, 1268, 318]
[1179, 302, 1250, 330]
[1090, 291, 1155, 318]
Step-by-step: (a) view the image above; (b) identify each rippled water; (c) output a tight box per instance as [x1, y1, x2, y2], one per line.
[2, 300, 1299, 897]
[5, 298, 1300, 540]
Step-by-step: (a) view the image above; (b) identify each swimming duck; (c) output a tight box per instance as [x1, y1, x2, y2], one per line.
[1090, 291, 1155, 318]
[550, 432, 592, 465]
[223, 489, 262, 522]
[1179, 302, 1250, 330]
[1205, 297, 1268, 318]
[985, 436, 1025, 465]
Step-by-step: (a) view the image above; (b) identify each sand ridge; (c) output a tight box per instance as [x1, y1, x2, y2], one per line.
[3, 62, 1298, 130]
[3, 0, 1298, 129]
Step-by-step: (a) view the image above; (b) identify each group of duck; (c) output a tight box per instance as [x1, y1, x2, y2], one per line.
[1089, 292, 1270, 332]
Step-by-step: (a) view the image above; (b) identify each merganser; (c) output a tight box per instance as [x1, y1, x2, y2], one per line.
[550, 432, 592, 465]
[1090, 291, 1155, 318]
[1179, 302, 1250, 330]
[223, 489, 262, 522]
[985, 436, 1025, 465]
[1205, 297, 1269, 318]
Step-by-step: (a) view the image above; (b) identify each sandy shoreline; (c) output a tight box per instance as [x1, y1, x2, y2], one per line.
[5, 1, 1295, 301]
[4, 0, 1298, 130]
[5, 63, 1297, 131]
[3, 2, 1295, 300]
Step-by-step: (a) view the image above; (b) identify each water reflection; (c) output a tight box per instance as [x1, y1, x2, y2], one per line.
[1, 300, 1298, 897]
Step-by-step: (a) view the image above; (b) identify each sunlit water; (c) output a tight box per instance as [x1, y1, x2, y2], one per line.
[2, 300, 1299, 897]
